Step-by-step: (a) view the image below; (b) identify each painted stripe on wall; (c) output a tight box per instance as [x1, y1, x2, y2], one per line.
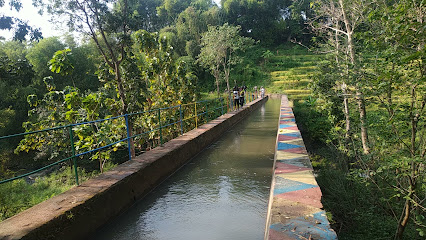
[264, 95, 337, 240]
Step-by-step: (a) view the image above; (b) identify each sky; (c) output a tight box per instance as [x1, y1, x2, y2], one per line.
[0, 1, 64, 40]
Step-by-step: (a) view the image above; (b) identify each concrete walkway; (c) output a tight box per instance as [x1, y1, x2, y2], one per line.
[265, 95, 337, 240]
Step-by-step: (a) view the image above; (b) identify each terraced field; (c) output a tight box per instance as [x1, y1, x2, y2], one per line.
[266, 46, 320, 100]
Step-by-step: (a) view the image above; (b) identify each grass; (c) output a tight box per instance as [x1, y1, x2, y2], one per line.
[262, 44, 321, 100]
[0, 164, 116, 222]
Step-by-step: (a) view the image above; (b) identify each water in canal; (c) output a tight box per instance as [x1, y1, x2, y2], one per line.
[94, 99, 280, 240]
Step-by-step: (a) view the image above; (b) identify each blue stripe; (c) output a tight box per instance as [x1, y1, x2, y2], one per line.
[277, 142, 302, 150]
[279, 124, 295, 129]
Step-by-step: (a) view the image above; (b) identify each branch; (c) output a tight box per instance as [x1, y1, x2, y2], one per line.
[75, 0, 113, 69]
[289, 39, 312, 51]
[87, 1, 118, 65]
[118, 0, 129, 65]
[324, 25, 349, 37]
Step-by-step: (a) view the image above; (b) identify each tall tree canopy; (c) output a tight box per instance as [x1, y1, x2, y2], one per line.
[198, 23, 254, 97]
[220, 0, 311, 44]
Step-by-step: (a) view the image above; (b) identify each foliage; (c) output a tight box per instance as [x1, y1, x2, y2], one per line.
[48, 46, 99, 91]
[49, 49, 74, 76]
[363, 1, 426, 236]
[198, 23, 254, 97]
[228, 44, 268, 88]
[308, 0, 425, 238]
[220, 0, 312, 45]
[26, 37, 65, 88]
[16, 85, 124, 173]
[0, 51, 35, 137]
[294, 102, 423, 239]
[129, 30, 197, 147]
[128, 0, 164, 32]
[15, 29, 198, 173]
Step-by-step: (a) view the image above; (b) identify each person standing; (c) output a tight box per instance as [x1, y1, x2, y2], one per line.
[233, 86, 240, 110]
[260, 86, 265, 98]
[239, 87, 245, 106]
[254, 86, 258, 99]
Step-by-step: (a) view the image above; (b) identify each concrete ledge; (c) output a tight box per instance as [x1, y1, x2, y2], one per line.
[264, 95, 337, 240]
[0, 97, 268, 240]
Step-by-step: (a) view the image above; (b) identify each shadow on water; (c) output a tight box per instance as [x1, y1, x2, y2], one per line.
[93, 99, 281, 240]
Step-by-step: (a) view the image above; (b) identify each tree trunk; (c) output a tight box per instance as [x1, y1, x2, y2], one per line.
[215, 71, 220, 98]
[335, 21, 351, 138]
[395, 190, 413, 239]
[223, 59, 231, 106]
[115, 63, 135, 158]
[387, 63, 395, 116]
[216, 79, 220, 98]
[339, 0, 370, 154]
[356, 91, 370, 154]
[342, 83, 351, 137]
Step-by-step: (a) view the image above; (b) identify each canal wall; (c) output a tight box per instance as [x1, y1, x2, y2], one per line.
[0, 97, 267, 240]
[264, 95, 337, 240]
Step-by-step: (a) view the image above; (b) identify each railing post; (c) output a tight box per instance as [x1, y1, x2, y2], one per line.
[221, 98, 224, 115]
[124, 114, 132, 161]
[68, 125, 79, 185]
[179, 104, 183, 135]
[158, 108, 163, 145]
[206, 102, 209, 123]
[226, 96, 229, 113]
[195, 102, 198, 129]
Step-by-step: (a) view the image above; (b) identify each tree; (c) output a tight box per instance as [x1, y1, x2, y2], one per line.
[220, 0, 309, 44]
[310, 0, 370, 154]
[175, 6, 206, 57]
[48, 45, 100, 91]
[16, 30, 197, 172]
[0, 54, 35, 136]
[310, 0, 425, 238]
[0, 41, 35, 136]
[128, 0, 164, 32]
[132, 30, 196, 107]
[364, 0, 425, 238]
[198, 23, 254, 98]
[45, 0, 136, 156]
[156, 0, 192, 25]
[26, 37, 65, 89]
[130, 30, 197, 147]
[16, 85, 125, 173]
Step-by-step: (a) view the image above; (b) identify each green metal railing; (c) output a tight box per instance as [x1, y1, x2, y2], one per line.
[0, 93, 259, 186]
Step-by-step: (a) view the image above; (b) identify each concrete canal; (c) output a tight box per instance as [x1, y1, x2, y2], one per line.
[93, 99, 280, 240]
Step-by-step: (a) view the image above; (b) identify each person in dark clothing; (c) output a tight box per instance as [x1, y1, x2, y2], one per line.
[239, 87, 245, 106]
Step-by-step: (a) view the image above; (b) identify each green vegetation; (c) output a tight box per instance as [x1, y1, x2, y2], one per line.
[0, 163, 116, 221]
[290, 1, 425, 239]
[0, 1, 424, 239]
[263, 45, 319, 100]
[294, 101, 424, 240]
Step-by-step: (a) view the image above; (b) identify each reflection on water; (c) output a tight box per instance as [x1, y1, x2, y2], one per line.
[93, 99, 280, 240]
